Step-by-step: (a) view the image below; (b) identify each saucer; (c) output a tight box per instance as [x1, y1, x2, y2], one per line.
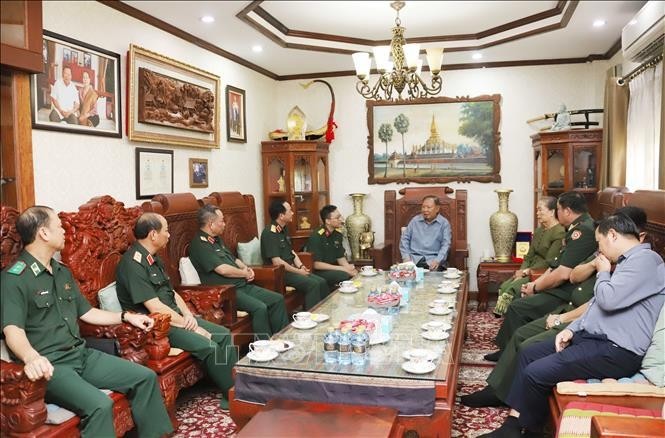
[311, 313, 330, 322]
[402, 361, 436, 374]
[421, 321, 452, 331]
[369, 332, 391, 345]
[338, 286, 359, 294]
[429, 307, 453, 316]
[437, 288, 457, 294]
[444, 273, 462, 279]
[421, 331, 450, 341]
[402, 348, 438, 362]
[291, 319, 317, 329]
[247, 350, 278, 362]
[360, 270, 378, 277]
[269, 340, 294, 353]
[429, 300, 450, 307]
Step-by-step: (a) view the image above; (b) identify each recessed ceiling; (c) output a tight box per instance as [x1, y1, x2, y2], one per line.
[119, 0, 646, 79]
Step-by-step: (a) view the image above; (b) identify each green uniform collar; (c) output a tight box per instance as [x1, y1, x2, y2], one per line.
[17, 250, 60, 277]
[568, 212, 592, 231]
[196, 229, 219, 245]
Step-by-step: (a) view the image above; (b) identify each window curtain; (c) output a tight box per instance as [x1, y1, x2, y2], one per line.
[625, 61, 663, 190]
[600, 68, 629, 189]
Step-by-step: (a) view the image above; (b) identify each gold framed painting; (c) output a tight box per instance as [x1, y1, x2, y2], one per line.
[189, 158, 209, 188]
[128, 44, 220, 149]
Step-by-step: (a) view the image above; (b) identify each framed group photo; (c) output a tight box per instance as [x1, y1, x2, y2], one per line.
[189, 158, 209, 188]
[135, 147, 174, 200]
[226, 85, 246, 143]
[128, 44, 221, 149]
[30, 30, 122, 138]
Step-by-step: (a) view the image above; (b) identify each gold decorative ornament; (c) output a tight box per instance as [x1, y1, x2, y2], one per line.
[489, 189, 518, 263]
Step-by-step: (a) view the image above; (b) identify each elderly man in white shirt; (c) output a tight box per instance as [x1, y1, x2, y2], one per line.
[49, 66, 80, 124]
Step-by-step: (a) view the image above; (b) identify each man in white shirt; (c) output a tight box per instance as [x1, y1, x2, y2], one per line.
[49, 66, 79, 124]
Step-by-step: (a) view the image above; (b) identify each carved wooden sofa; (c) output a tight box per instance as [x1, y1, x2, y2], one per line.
[202, 191, 309, 314]
[0, 203, 144, 437]
[548, 189, 665, 437]
[141, 192, 253, 350]
[371, 187, 468, 270]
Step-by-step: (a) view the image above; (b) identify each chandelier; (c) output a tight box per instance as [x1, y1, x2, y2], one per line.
[352, 1, 443, 101]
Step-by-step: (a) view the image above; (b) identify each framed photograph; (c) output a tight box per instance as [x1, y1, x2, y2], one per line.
[226, 85, 246, 143]
[135, 147, 174, 200]
[128, 44, 220, 149]
[189, 158, 209, 188]
[367, 95, 502, 184]
[30, 30, 122, 138]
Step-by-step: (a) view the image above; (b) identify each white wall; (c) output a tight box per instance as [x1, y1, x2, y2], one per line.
[35, 1, 276, 222]
[275, 62, 609, 289]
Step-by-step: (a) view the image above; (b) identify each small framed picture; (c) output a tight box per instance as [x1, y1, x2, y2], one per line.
[135, 147, 174, 200]
[189, 158, 209, 188]
[226, 85, 246, 143]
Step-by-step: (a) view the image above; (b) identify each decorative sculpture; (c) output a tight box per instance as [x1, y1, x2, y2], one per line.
[358, 223, 375, 260]
[549, 104, 571, 131]
[346, 193, 371, 261]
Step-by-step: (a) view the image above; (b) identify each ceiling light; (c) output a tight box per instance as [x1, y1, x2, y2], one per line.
[252, 45, 263, 53]
[352, 1, 443, 100]
[472, 53, 483, 60]
[200, 15, 215, 23]
[593, 19, 606, 28]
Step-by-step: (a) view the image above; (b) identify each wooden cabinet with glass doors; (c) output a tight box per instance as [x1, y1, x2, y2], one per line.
[261, 141, 330, 251]
[531, 129, 602, 227]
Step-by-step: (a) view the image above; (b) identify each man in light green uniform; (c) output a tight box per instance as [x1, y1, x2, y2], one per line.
[489, 192, 598, 359]
[305, 205, 358, 291]
[1, 206, 172, 438]
[189, 205, 288, 339]
[116, 213, 237, 409]
[260, 200, 329, 310]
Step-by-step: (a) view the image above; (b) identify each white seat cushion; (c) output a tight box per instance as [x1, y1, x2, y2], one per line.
[179, 257, 201, 286]
[237, 237, 263, 266]
[98, 282, 122, 313]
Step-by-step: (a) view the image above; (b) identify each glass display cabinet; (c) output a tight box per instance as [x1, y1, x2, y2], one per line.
[261, 141, 330, 251]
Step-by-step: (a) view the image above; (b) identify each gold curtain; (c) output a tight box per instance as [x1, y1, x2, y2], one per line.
[660, 65, 664, 189]
[97, 58, 107, 94]
[600, 68, 629, 189]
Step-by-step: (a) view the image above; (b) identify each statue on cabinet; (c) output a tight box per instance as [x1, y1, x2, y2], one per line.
[299, 216, 311, 230]
[358, 223, 375, 260]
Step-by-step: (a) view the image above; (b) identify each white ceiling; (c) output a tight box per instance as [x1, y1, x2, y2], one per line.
[123, 1, 646, 78]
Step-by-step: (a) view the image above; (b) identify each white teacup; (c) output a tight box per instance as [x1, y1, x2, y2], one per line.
[446, 268, 460, 275]
[427, 329, 446, 338]
[292, 311, 312, 323]
[426, 321, 446, 332]
[408, 350, 429, 364]
[430, 299, 447, 307]
[361, 266, 374, 273]
[338, 280, 354, 290]
[431, 306, 447, 314]
[249, 340, 274, 356]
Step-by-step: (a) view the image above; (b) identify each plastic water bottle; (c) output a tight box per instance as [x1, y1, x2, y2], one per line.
[338, 327, 352, 365]
[323, 327, 339, 364]
[351, 326, 368, 366]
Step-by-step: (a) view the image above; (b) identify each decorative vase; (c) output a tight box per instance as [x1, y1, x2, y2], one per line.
[489, 189, 518, 263]
[346, 193, 371, 261]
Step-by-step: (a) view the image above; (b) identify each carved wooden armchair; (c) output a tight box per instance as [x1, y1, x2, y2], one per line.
[371, 187, 469, 270]
[141, 192, 253, 350]
[59, 195, 207, 427]
[0, 204, 137, 437]
[202, 191, 308, 314]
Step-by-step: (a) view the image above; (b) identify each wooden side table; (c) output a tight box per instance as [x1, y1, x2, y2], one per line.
[476, 260, 522, 312]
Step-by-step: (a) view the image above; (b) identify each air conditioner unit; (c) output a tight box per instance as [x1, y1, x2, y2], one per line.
[622, 1, 665, 63]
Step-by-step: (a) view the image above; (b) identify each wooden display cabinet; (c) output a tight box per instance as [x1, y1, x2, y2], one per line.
[261, 141, 330, 251]
[1, 0, 43, 74]
[532, 129, 602, 226]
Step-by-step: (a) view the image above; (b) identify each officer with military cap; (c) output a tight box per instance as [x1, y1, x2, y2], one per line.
[305, 205, 358, 291]
[115, 212, 237, 409]
[1, 206, 172, 437]
[260, 200, 329, 310]
[188, 204, 288, 339]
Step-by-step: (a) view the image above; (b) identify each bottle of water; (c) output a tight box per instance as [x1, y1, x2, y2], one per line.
[351, 326, 368, 366]
[338, 327, 352, 365]
[323, 327, 339, 364]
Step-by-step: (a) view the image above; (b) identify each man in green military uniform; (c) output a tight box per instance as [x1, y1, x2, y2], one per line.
[487, 192, 598, 361]
[306, 205, 358, 291]
[189, 205, 288, 339]
[1, 206, 172, 438]
[260, 200, 329, 310]
[116, 213, 238, 409]
[463, 206, 648, 407]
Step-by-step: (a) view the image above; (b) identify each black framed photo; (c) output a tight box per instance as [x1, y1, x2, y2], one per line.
[135, 147, 174, 200]
[226, 85, 246, 143]
[30, 30, 122, 138]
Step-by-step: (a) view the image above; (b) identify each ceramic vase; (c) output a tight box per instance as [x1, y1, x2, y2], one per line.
[489, 189, 518, 263]
[346, 193, 371, 261]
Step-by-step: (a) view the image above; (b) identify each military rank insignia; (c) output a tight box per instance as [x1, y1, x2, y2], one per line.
[146, 254, 155, 266]
[30, 262, 40, 276]
[207, 236, 215, 244]
[133, 251, 142, 263]
[571, 230, 582, 240]
[7, 261, 26, 275]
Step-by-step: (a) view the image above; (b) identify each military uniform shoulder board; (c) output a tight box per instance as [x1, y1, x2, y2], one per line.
[7, 260, 26, 275]
[571, 230, 582, 240]
[270, 224, 277, 233]
[200, 235, 207, 241]
[318, 228, 325, 235]
[133, 251, 142, 264]
[207, 236, 215, 244]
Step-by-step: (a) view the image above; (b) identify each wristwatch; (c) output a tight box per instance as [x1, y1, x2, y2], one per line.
[553, 316, 561, 327]
[120, 310, 128, 323]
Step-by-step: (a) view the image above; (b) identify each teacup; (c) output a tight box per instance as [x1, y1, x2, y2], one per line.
[249, 340, 274, 356]
[292, 311, 312, 323]
[431, 306, 447, 314]
[338, 280, 354, 290]
[426, 321, 446, 332]
[426, 329, 446, 338]
[430, 299, 447, 307]
[408, 350, 429, 364]
[361, 266, 374, 273]
[446, 268, 460, 274]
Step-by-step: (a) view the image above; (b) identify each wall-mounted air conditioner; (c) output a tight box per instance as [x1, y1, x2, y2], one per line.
[622, 1, 664, 63]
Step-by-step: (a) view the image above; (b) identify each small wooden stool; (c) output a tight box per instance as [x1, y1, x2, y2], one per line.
[237, 399, 403, 437]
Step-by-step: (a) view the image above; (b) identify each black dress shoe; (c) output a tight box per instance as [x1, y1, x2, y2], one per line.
[460, 386, 506, 407]
[478, 416, 522, 438]
[484, 350, 502, 361]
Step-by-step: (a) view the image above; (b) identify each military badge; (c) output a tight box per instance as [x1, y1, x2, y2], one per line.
[30, 262, 40, 276]
[207, 236, 215, 244]
[146, 254, 155, 265]
[7, 261, 26, 275]
[571, 230, 582, 240]
[318, 228, 325, 235]
[64, 283, 71, 290]
[200, 236, 207, 241]
[133, 251, 142, 263]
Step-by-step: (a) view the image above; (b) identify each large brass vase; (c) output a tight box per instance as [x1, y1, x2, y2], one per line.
[346, 193, 371, 261]
[490, 189, 518, 263]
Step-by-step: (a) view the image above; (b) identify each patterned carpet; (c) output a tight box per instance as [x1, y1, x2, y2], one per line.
[172, 300, 506, 437]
